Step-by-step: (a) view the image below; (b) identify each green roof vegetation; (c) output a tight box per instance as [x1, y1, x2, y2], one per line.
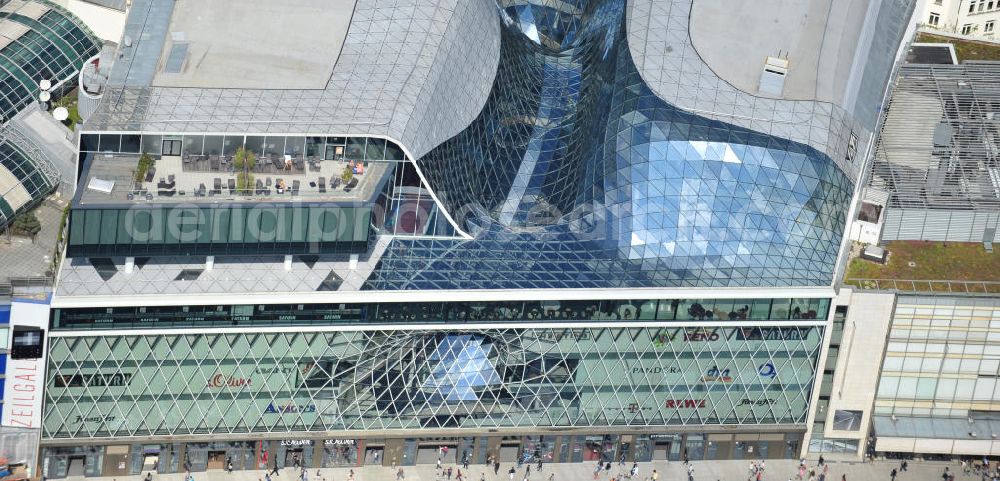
[845, 240, 1000, 293]
[916, 32, 1000, 62]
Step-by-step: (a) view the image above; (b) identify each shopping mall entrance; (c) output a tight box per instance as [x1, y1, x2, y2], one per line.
[66, 456, 86, 477]
[416, 444, 457, 464]
[206, 451, 225, 470]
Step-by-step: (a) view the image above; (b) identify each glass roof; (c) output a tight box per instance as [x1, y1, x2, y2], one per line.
[366, 0, 854, 290]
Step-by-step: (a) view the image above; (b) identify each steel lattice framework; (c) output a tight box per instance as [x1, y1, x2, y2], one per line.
[44, 326, 822, 440]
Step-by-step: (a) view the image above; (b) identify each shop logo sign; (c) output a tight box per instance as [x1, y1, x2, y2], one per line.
[738, 398, 777, 406]
[758, 362, 777, 379]
[652, 333, 673, 348]
[280, 440, 313, 446]
[206, 373, 253, 388]
[664, 399, 707, 409]
[73, 414, 116, 424]
[652, 328, 721, 347]
[702, 366, 733, 383]
[325, 439, 356, 446]
[54, 372, 133, 388]
[265, 401, 317, 414]
[631, 365, 681, 375]
[682, 329, 720, 342]
[733, 327, 810, 341]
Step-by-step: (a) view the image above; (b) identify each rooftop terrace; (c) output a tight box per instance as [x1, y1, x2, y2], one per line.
[844, 240, 1000, 293]
[914, 32, 1000, 63]
[78, 154, 390, 206]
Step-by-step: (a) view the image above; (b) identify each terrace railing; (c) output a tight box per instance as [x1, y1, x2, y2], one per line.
[844, 278, 1000, 294]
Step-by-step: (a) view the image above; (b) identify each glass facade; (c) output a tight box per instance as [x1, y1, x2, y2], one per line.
[51, 298, 831, 330]
[66, 205, 372, 257]
[79, 134, 406, 163]
[0, 0, 99, 122]
[407, 0, 854, 289]
[875, 296, 1000, 419]
[44, 325, 823, 439]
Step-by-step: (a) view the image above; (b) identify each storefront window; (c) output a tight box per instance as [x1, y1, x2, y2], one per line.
[401, 439, 417, 466]
[475, 438, 489, 465]
[633, 436, 652, 463]
[458, 437, 476, 466]
[705, 440, 720, 460]
[43, 446, 105, 478]
[275, 440, 314, 469]
[684, 434, 705, 462]
[185, 442, 256, 472]
[582, 435, 617, 462]
[321, 440, 359, 467]
[522, 436, 556, 463]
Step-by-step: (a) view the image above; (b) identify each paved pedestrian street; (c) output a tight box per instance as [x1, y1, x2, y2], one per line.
[71, 458, 969, 481]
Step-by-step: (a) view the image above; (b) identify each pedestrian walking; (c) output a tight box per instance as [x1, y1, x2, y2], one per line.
[605, 462, 612, 476]
[265, 473, 272, 481]
[448, 467, 454, 480]
[593, 462, 601, 480]
[457, 469, 464, 481]
[510, 466, 517, 481]
[526, 465, 531, 477]
[227, 461, 233, 474]
[819, 456, 825, 467]
[397, 468, 405, 480]
[891, 468, 898, 481]
[537, 459, 543, 471]
[465, 458, 471, 470]
[494, 462, 501, 476]
[438, 459, 443, 470]
[270, 463, 280, 477]
[651, 470, 659, 481]
[480, 474, 486, 481]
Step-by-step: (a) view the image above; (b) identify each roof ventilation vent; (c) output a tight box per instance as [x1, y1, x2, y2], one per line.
[758, 56, 788, 96]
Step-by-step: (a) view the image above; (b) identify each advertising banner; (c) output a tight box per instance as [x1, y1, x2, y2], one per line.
[2, 300, 49, 429]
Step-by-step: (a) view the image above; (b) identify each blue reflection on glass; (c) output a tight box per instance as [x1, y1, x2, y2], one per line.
[369, 0, 853, 290]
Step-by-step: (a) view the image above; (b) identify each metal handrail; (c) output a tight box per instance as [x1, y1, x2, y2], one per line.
[844, 278, 1000, 294]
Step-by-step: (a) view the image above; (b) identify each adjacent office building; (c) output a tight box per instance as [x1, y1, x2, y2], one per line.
[39, 0, 915, 475]
[917, 0, 1000, 39]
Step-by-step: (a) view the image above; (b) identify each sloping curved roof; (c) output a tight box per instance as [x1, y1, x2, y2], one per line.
[86, 0, 501, 159]
[0, 0, 100, 123]
[0, 127, 59, 228]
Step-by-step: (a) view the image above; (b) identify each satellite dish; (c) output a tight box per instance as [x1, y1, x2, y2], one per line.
[39, 79, 51, 91]
[39, 91, 51, 102]
[53, 107, 69, 121]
